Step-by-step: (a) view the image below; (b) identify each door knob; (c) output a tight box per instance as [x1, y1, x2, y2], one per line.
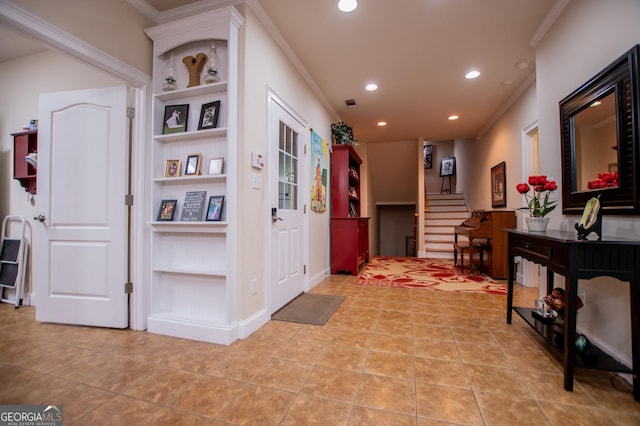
[271, 208, 283, 223]
[34, 214, 46, 223]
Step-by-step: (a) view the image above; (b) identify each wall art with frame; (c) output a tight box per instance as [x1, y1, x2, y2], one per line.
[423, 144, 433, 169]
[198, 100, 221, 130]
[163, 104, 189, 134]
[491, 161, 507, 208]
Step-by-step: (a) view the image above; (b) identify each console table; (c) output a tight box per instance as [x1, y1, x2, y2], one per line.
[505, 229, 640, 402]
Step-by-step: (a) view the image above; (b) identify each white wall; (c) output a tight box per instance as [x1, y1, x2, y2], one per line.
[533, 0, 640, 367]
[235, 5, 334, 320]
[464, 82, 537, 217]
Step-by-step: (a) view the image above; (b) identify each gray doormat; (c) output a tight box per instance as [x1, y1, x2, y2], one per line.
[272, 293, 345, 325]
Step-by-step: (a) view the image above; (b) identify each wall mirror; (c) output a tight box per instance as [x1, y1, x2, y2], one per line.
[560, 45, 640, 214]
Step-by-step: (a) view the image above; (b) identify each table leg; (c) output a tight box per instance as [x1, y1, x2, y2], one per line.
[507, 250, 514, 324]
[630, 278, 640, 401]
[563, 276, 577, 392]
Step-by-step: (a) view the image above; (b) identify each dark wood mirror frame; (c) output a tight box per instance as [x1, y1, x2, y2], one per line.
[560, 45, 640, 215]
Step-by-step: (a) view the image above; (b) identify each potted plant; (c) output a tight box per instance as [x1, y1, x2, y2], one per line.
[330, 121, 358, 146]
[516, 175, 558, 232]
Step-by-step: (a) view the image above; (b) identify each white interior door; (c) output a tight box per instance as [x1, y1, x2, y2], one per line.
[34, 86, 129, 328]
[521, 124, 543, 291]
[269, 97, 306, 314]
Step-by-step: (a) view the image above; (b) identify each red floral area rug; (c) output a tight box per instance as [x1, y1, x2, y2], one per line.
[356, 256, 507, 295]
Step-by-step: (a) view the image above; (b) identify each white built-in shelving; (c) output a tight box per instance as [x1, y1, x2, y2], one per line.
[145, 6, 243, 344]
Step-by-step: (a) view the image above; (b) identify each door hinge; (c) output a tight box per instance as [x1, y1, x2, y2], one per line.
[125, 194, 134, 206]
[124, 282, 133, 294]
[304, 144, 307, 154]
[304, 265, 307, 274]
[126, 107, 135, 119]
[304, 204, 307, 214]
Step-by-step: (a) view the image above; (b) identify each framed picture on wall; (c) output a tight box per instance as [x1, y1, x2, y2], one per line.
[423, 144, 433, 169]
[491, 161, 507, 208]
[440, 156, 455, 177]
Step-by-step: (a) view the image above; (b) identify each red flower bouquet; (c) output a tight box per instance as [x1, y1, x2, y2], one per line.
[516, 175, 558, 217]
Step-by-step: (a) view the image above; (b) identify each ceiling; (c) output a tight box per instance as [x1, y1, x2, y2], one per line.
[1, 0, 560, 143]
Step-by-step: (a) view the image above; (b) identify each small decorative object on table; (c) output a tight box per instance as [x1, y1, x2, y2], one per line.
[516, 175, 558, 232]
[575, 195, 602, 240]
[543, 287, 584, 331]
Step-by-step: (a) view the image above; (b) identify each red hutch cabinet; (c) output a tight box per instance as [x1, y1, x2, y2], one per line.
[330, 144, 369, 275]
[12, 131, 37, 195]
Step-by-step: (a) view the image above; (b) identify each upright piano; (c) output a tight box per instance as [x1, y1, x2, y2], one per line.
[454, 210, 516, 279]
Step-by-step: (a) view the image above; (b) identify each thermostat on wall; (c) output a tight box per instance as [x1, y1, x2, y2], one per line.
[251, 152, 264, 169]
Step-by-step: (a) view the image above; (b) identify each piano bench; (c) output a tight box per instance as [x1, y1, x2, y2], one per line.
[454, 242, 484, 274]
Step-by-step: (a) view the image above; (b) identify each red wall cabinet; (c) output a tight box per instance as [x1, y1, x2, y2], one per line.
[12, 131, 37, 194]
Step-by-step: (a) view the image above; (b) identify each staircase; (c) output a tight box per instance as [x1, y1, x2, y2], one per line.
[423, 193, 470, 259]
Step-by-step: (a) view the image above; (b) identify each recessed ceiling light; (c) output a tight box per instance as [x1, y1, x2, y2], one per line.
[377, 121, 387, 126]
[516, 59, 530, 69]
[338, 0, 357, 12]
[365, 83, 378, 91]
[501, 80, 514, 87]
[465, 70, 480, 79]
[448, 115, 459, 121]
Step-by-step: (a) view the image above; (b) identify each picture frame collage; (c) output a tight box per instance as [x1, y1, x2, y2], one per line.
[164, 155, 224, 178]
[162, 100, 221, 135]
[157, 193, 225, 222]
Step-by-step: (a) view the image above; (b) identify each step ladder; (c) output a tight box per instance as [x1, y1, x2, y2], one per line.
[0, 216, 28, 308]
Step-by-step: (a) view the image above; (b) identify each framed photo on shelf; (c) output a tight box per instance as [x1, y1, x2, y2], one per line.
[164, 159, 181, 177]
[348, 186, 358, 198]
[162, 104, 189, 134]
[491, 161, 507, 208]
[157, 199, 177, 221]
[185, 153, 202, 175]
[440, 156, 456, 177]
[198, 100, 221, 130]
[181, 191, 207, 221]
[348, 166, 359, 180]
[206, 195, 225, 221]
[208, 157, 224, 175]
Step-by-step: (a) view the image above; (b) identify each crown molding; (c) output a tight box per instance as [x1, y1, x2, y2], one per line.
[530, 0, 571, 48]
[0, 0, 149, 86]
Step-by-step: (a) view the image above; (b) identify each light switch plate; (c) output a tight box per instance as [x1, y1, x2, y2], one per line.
[251, 172, 261, 189]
